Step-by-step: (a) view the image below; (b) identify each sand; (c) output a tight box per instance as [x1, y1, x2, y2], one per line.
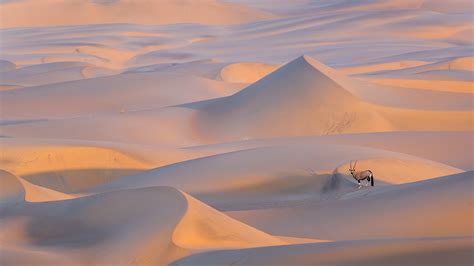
[1, 0, 473, 265]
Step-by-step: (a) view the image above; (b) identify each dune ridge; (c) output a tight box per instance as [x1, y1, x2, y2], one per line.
[0, 170, 73, 205]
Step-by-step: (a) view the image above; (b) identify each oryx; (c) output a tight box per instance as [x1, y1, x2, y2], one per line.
[349, 160, 374, 188]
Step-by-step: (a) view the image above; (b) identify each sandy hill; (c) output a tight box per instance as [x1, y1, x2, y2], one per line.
[0, 60, 16, 72]
[187, 55, 393, 141]
[0, 71, 241, 120]
[0, 170, 73, 205]
[228, 171, 474, 240]
[174, 236, 473, 266]
[0, 138, 152, 193]
[0, 0, 274, 29]
[0, 170, 25, 209]
[358, 56, 474, 93]
[91, 142, 461, 211]
[185, 131, 474, 170]
[218, 62, 279, 83]
[175, 171, 474, 266]
[0, 185, 286, 265]
[365, 56, 474, 75]
[187, 55, 471, 142]
[0, 61, 118, 87]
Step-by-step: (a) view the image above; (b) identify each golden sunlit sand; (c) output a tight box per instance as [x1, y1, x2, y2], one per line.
[0, 0, 473, 265]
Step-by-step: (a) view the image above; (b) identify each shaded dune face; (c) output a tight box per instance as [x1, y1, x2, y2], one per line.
[0, 140, 151, 193]
[0, 170, 75, 207]
[0, 186, 286, 265]
[0, 170, 25, 209]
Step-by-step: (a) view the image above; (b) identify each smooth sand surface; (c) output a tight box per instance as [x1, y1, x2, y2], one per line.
[173, 237, 474, 266]
[226, 171, 473, 240]
[1, 0, 473, 265]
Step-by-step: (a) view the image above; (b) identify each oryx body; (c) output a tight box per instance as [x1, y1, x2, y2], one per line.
[349, 160, 374, 188]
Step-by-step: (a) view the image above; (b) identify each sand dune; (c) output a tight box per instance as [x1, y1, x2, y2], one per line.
[187, 55, 472, 142]
[0, 107, 199, 147]
[0, 61, 113, 87]
[0, 71, 240, 119]
[185, 131, 474, 170]
[345, 81, 473, 110]
[0, 186, 287, 265]
[92, 142, 461, 210]
[0, 170, 24, 209]
[361, 77, 473, 93]
[357, 56, 474, 93]
[218, 62, 278, 83]
[340, 60, 428, 75]
[0, 169, 72, 206]
[174, 237, 473, 266]
[0, 138, 150, 193]
[0, 60, 16, 72]
[228, 171, 473, 240]
[0, 0, 273, 29]
[1, 0, 473, 265]
[187, 55, 394, 141]
[16, 176, 74, 202]
[366, 56, 474, 74]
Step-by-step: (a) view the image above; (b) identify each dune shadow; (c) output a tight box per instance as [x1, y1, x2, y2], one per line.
[25, 213, 112, 248]
[195, 172, 359, 211]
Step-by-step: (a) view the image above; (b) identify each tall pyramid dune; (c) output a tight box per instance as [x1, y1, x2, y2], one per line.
[189, 55, 394, 141]
[188, 55, 472, 142]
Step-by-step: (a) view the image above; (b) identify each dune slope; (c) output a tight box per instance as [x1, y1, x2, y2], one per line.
[188, 55, 394, 141]
[187, 55, 472, 142]
[228, 171, 474, 240]
[173, 236, 473, 266]
[0, 0, 273, 28]
[92, 142, 462, 211]
[0, 186, 286, 265]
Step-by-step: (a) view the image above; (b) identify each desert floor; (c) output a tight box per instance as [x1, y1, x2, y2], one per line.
[0, 0, 473, 265]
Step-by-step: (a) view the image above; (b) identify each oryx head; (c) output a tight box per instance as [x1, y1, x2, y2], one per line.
[349, 160, 358, 175]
